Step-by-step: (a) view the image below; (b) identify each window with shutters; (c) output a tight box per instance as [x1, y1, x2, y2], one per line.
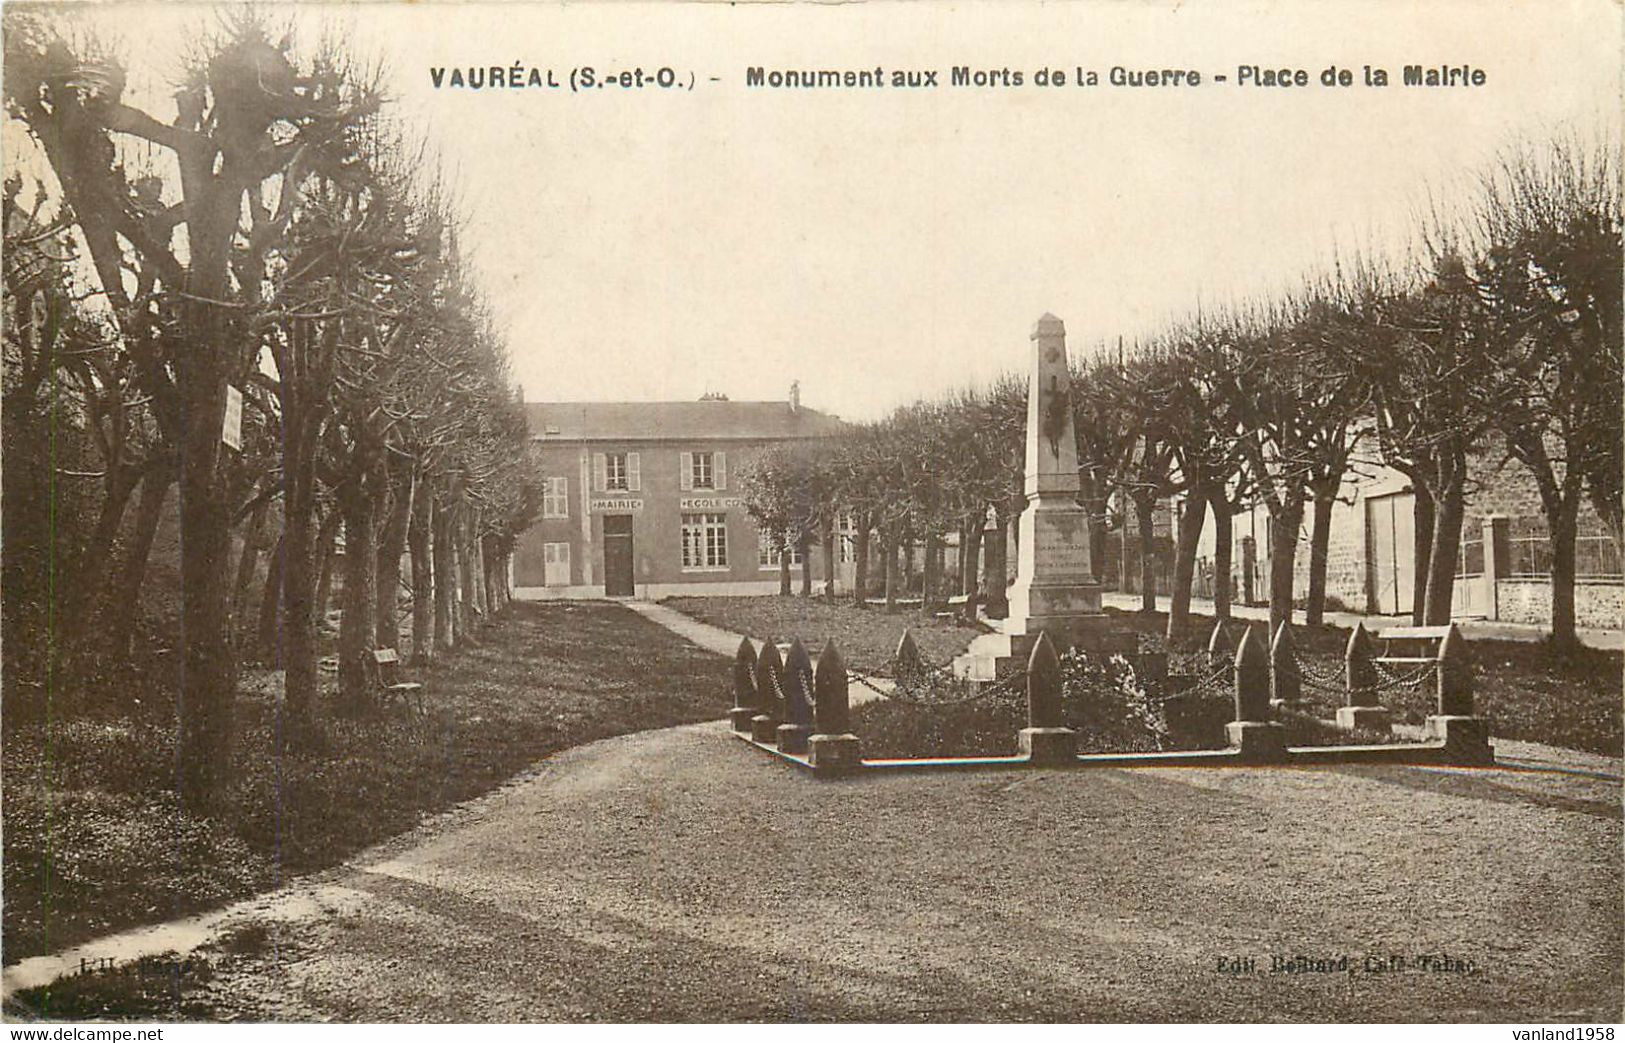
[605, 452, 629, 491]
[542, 477, 568, 518]
[681, 513, 728, 569]
[691, 451, 715, 490]
[595, 451, 640, 492]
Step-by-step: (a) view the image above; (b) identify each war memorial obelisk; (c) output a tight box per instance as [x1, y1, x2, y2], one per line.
[954, 314, 1122, 683]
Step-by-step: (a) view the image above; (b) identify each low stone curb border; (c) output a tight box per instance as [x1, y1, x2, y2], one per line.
[731, 728, 1492, 776]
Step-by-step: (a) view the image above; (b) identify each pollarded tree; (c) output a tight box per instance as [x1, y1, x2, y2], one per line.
[1357, 259, 1497, 626]
[1137, 324, 1250, 641]
[4, 11, 380, 809]
[1276, 276, 1378, 626]
[1214, 306, 1318, 635]
[739, 441, 829, 596]
[1456, 135, 1622, 648]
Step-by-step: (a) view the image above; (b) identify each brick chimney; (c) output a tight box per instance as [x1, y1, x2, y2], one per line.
[789, 379, 800, 413]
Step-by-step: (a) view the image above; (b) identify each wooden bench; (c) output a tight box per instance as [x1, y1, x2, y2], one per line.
[368, 648, 424, 714]
[1373, 625, 1452, 665]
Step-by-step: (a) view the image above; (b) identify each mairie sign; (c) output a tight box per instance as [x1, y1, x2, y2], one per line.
[680, 496, 742, 510]
[589, 498, 643, 512]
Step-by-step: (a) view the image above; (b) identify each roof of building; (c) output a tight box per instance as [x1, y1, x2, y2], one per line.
[524, 400, 845, 443]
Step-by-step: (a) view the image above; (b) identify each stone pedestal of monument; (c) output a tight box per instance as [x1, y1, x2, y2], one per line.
[954, 314, 1122, 686]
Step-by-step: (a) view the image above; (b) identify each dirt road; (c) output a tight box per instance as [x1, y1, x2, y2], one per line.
[167, 721, 1619, 1022]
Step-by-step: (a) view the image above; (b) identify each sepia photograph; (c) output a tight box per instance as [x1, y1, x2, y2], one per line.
[0, 0, 1621, 1027]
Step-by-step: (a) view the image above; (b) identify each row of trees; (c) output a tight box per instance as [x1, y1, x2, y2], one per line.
[739, 134, 1620, 651]
[2, 13, 544, 812]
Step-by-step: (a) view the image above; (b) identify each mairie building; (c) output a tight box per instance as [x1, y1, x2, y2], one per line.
[512, 387, 847, 598]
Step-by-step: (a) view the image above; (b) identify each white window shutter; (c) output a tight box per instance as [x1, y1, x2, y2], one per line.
[680, 452, 693, 491]
[715, 451, 727, 491]
[628, 452, 641, 492]
[594, 453, 606, 492]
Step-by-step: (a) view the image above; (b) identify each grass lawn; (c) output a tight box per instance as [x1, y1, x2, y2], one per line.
[662, 595, 986, 674]
[1, 601, 730, 965]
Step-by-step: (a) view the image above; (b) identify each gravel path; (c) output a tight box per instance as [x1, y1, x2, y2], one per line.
[624, 600, 895, 703]
[178, 721, 1619, 1022]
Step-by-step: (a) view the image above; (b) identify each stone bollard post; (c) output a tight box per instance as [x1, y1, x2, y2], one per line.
[1268, 622, 1302, 710]
[777, 637, 816, 755]
[1424, 624, 1493, 765]
[1207, 620, 1234, 661]
[730, 637, 759, 733]
[750, 641, 785, 744]
[1018, 631, 1077, 766]
[1336, 622, 1390, 731]
[1225, 623, 1286, 761]
[809, 640, 861, 777]
[894, 628, 926, 691]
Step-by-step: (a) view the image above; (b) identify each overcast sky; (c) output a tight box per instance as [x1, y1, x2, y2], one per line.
[9, 0, 1621, 420]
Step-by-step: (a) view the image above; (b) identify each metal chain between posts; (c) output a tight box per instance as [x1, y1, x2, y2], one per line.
[1373, 658, 1436, 692]
[1180, 654, 1232, 700]
[1277, 653, 1348, 696]
[853, 639, 1030, 706]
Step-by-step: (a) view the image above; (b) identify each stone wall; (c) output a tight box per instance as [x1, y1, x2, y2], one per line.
[1495, 578, 1625, 631]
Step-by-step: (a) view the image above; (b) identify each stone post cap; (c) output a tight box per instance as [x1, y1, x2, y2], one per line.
[1031, 313, 1066, 339]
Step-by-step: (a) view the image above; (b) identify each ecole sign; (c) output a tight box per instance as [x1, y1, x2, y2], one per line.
[590, 498, 643, 512]
[680, 496, 741, 510]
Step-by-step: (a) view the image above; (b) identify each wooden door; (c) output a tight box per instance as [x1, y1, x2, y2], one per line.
[543, 542, 571, 586]
[1366, 492, 1415, 615]
[602, 515, 634, 597]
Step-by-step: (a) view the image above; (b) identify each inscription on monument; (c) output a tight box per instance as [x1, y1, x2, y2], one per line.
[1032, 536, 1091, 577]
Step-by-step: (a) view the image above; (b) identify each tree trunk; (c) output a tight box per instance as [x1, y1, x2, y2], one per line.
[1085, 484, 1108, 582]
[455, 509, 476, 637]
[883, 531, 899, 613]
[337, 469, 380, 712]
[1136, 494, 1157, 613]
[1423, 468, 1465, 626]
[822, 514, 836, 601]
[375, 460, 415, 650]
[961, 520, 984, 621]
[285, 505, 336, 735]
[1548, 488, 1580, 651]
[312, 511, 340, 628]
[100, 465, 173, 658]
[925, 532, 946, 612]
[1305, 487, 1335, 626]
[957, 522, 972, 595]
[1211, 492, 1233, 623]
[1167, 490, 1207, 643]
[231, 495, 270, 645]
[983, 511, 1009, 619]
[902, 535, 916, 594]
[174, 373, 236, 815]
[1412, 489, 1435, 625]
[254, 533, 284, 665]
[853, 519, 870, 607]
[434, 501, 457, 652]
[408, 471, 433, 664]
[470, 511, 490, 618]
[778, 539, 792, 596]
[65, 465, 142, 667]
[1267, 494, 1304, 635]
